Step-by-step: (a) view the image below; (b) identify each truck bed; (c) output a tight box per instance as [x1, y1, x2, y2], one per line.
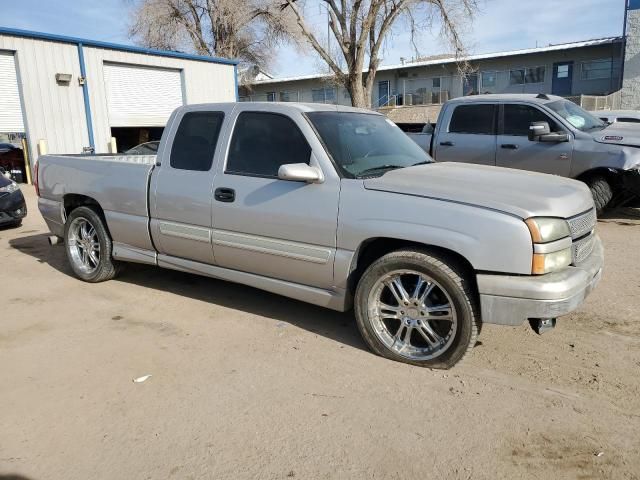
[37, 154, 156, 253]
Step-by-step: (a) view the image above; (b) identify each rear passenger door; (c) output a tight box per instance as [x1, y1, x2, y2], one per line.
[433, 103, 497, 166]
[495, 103, 572, 176]
[150, 106, 231, 264]
[210, 107, 340, 289]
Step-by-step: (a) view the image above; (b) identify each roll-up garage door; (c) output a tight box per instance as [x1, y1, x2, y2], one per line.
[104, 63, 184, 127]
[0, 52, 25, 133]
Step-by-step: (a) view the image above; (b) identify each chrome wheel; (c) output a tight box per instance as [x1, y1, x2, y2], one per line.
[67, 217, 101, 274]
[367, 270, 457, 361]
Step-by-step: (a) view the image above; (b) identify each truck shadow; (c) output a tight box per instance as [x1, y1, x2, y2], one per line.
[599, 207, 640, 226]
[8, 233, 366, 352]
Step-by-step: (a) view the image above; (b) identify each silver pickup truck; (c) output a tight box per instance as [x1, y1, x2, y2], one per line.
[36, 102, 603, 369]
[407, 94, 640, 213]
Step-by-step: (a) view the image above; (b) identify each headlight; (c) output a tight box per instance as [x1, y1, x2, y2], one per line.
[525, 217, 572, 274]
[532, 247, 572, 275]
[0, 181, 19, 194]
[525, 217, 571, 243]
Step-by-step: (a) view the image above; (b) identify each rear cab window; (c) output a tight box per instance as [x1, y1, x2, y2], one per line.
[448, 104, 496, 135]
[170, 111, 225, 171]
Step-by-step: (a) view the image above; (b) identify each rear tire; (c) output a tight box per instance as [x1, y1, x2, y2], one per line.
[354, 249, 480, 369]
[585, 176, 613, 215]
[64, 206, 120, 282]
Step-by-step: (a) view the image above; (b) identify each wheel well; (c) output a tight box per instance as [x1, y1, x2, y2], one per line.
[347, 237, 476, 294]
[576, 168, 621, 188]
[63, 194, 108, 227]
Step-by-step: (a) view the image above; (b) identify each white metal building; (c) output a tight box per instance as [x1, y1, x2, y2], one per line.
[0, 27, 238, 176]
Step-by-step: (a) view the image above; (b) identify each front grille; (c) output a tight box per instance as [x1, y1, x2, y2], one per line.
[568, 208, 596, 240]
[567, 208, 597, 264]
[572, 233, 595, 264]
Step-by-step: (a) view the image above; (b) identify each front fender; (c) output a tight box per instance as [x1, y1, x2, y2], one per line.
[337, 184, 534, 281]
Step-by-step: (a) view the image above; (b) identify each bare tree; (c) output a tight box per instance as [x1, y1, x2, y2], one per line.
[279, 0, 478, 107]
[128, 0, 292, 69]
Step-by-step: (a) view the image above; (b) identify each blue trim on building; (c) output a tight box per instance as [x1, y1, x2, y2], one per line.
[0, 26, 239, 66]
[234, 64, 239, 101]
[630, 0, 640, 10]
[77, 43, 95, 152]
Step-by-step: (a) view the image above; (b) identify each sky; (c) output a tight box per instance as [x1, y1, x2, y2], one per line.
[0, 0, 628, 78]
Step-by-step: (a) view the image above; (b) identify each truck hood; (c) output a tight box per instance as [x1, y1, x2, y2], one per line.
[363, 162, 594, 219]
[592, 123, 640, 148]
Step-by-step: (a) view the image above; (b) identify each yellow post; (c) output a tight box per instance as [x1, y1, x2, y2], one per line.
[109, 137, 118, 154]
[37, 139, 47, 156]
[21, 138, 32, 185]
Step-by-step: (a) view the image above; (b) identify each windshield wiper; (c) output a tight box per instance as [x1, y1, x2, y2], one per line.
[355, 164, 406, 178]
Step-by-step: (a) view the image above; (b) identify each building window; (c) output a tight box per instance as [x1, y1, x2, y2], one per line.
[526, 66, 545, 84]
[510, 69, 525, 85]
[481, 71, 497, 88]
[266, 92, 276, 102]
[581, 59, 613, 80]
[557, 64, 570, 78]
[510, 66, 545, 85]
[432, 77, 441, 89]
[312, 87, 336, 103]
[279, 91, 295, 102]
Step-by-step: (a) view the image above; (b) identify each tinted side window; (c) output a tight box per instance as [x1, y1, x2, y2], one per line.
[618, 117, 640, 123]
[503, 104, 560, 136]
[170, 112, 224, 171]
[449, 104, 496, 135]
[227, 112, 311, 177]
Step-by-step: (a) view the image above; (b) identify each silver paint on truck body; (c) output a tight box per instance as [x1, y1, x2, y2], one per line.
[38, 101, 603, 324]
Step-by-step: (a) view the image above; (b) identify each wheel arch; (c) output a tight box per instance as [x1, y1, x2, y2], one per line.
[575, 167, 621, 187]
[346, 237, 477, 297]
[63, 194, 111, 236]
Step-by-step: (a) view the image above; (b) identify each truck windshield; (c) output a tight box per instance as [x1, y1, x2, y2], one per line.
[546, 100, 606, 132]
[306, 111, 432, 178]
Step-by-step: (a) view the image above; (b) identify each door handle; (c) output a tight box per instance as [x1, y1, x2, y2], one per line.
[214, 187, 235, 203]
[501, 144, 519, 150]
[440, 141, 455, 146]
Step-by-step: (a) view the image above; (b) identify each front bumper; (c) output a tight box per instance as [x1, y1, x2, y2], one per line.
[477, 236, 603, 326]
[0, 190, 27, 225]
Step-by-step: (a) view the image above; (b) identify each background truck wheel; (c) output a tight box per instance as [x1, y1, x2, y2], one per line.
[586, 175, 613, 215]
[64, 206, 120, 282]
[354, 249, 480, 369]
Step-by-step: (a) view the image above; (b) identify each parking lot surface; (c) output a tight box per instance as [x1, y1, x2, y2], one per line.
[1, 187, 639, 480]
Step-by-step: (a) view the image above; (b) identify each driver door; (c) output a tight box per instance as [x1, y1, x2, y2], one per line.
[496, 103, 573, 176]
[211, 107, 340, 289]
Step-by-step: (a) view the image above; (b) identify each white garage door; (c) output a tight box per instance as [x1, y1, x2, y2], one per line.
[0, 52, 25, 133]
[104, 63, 184, 127]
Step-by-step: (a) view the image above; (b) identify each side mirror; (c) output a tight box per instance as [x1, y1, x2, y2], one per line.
[528, 121, 551, 141]
[278, 163, 323, 183]
[539, 132, 569, 143]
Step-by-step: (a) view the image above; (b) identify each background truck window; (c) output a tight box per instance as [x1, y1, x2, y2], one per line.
[503, 104, 560, 136]
[449, 104, 496, 135]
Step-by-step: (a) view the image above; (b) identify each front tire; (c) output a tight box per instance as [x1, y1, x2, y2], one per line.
[354, 249, 480, 369]
[585, 175, 613, 215]
[64, 206, 119, 282]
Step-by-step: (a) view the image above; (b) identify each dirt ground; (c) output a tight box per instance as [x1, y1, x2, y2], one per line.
[1, 186, 639, 480]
